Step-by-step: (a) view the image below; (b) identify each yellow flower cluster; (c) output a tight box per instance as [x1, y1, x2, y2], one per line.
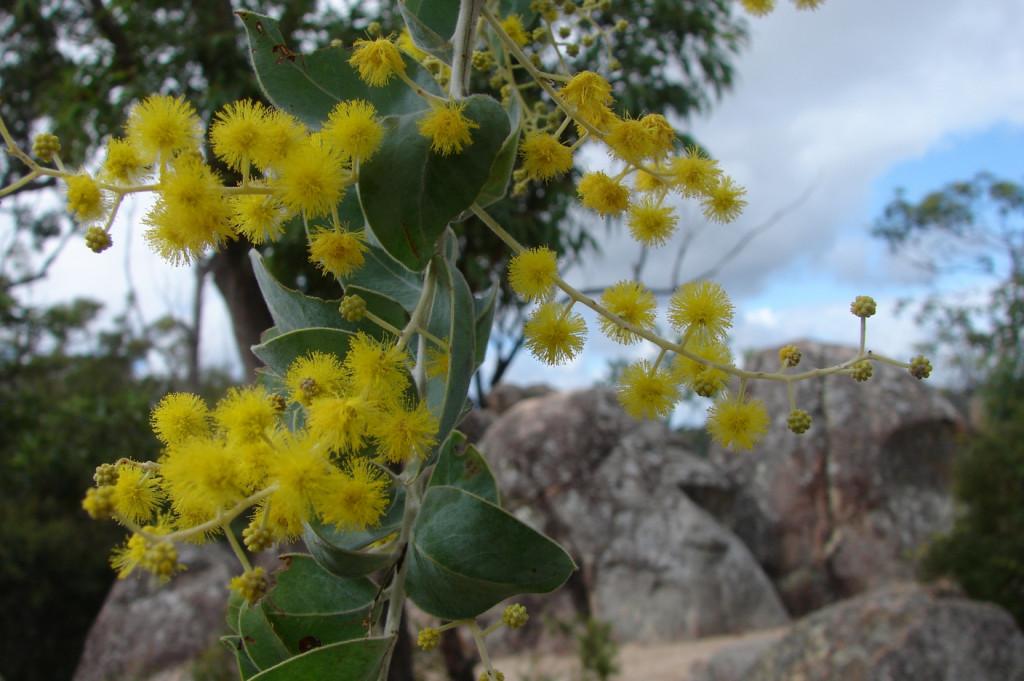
[82, 332, 438, 581]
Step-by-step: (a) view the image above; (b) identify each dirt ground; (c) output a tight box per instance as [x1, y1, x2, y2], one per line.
[489, 627, 788, 681]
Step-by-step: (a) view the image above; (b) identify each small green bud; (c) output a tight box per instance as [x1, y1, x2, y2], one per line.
[581, 34, 595, 47]
[558, 25, 572, 39]
[779, 344, 802, 368]
[502, 603, 529, 629]
[32, 133, 61, 161]
[472, 50, 495, 71]
[850, 295, 877, 318]
[562, 0, 577, 15]
[367, 21, 382, 36]
[85, 226, 113, 254]
[615, 19, 629, 32]
[329, 38, 344, 48]
[230, 567, 270, 604]
[787, 409, 812, 434]
[243, 523, 274, 553]
[94, 462, 120, 487]
[566, 43, 580, 57]
[532, 27, 548, 42]
[850, 359, 873, 382]
[608, 58, 621, 71]
[417, 627, 441, 651]
[489, 75, 505, 90]
[479, 672, 505, 681]
[339, 294, 367, 322]
[909, 355, 932, 380]
[692, 370, 725, 398]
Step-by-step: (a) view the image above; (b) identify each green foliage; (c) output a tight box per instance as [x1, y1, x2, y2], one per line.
[0, 297, 162, 681]
[921, 371, 1024, 627]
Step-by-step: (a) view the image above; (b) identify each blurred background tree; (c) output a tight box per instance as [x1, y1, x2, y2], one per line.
[873, 172, 1024, 626]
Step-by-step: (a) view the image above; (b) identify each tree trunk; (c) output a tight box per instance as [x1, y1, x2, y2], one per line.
[209, 240, 273, 378]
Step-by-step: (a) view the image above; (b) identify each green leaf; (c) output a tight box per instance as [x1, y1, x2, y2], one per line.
[425, 258, 476, 449]
[406, 485, 575, 620]
[358, 95, 511, 271]
[262, 554, 379, 654]
[238, 11, 441, 125]
[223, 635, 260, 680]
[472, 285, 498, 367]
[266, 554, 378, 613]
[251, 251, 407, 339]
[304, 521, 400, 578]
[398, 0, 459, 61]
[251, 327, 353, 376]
[341, 240, 424, 313]
[499, 0, 538, 23]
[429, 431, 499, 505]
[474, 98, 522, 208]
[239, 602, 290, 670]
[248, 636, 394, 681]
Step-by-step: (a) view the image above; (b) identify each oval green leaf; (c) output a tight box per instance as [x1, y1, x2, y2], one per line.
[251, 327, 353, 375]
[304, 521, 400, 578]
[249, 636, 394, 681]
[406, 485, 575, 620]
[424, 258, 476, 449]
[238, 11, 441, 125]
[428, 431, 499, 505]
[358, 95, 511, 271]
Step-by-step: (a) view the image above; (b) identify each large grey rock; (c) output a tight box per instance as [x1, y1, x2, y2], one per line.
[688, 628, 787, 681]
[73, 543, 236, 681]
[480, 389, 788, 648]
[710, 342, 963, 614]
[746, 582, 1024, 681]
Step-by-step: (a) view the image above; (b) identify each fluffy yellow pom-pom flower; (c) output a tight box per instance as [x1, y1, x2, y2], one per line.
[143, 157, 233, 265]
[673, 340, 733, 397]
[343, 333, 410, 404]
[599, 281, 657, 344]
[670, 146, 721, 198]
[263, 432, 333, 539]
[210, 99, 268, 173]
[519, 132, 574, 181]
[418, 101, 479, 156]
[308, 227, 368, 278]
[605, 117, 656, 164]
[307, 395, 372, 454]
[275, 138, 347, 218]
[317, 458, 389, 530]
[150, 392, 209, 446]
[524, 302, 587, 365]
[323, 100, 384, 163]
[285, 351, 347, 406]
[617, 360, 680, 420]
[578, 171, 630, 216]
[65, 173, 105, 222]
[230, 193, 288, 245]
[508, 246, 558, 301]
[559, 71, 614, 129]
[701, 176, 747, 224]
[111, 465, 164, 524]
[371, 401, 438, 463]
[501, 14, 530, 46]
[627, 200, 677, 245]
[668, 280, 734, 342]
[125, 94, 201, 162]
[101, 138, 148, 184]
[350, 37, 406, 87]
[251, 110, 307, 171]
[741, 0, 776, 15]
[640, 114, 676, 156]
[161, 436, 246, 520]
[213, 385, 279, 444]
[707, 396, 770, 451]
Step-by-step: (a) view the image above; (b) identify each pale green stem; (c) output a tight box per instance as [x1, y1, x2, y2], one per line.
[468, 620, 495, 676]
[471, 201, 871, 384]
[223, 522, 253, 572]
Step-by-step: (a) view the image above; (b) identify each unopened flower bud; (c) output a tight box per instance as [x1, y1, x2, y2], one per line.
[502, 603, 529, 629]
[32, 133, 61, 161]
[82, 486, 116, 520]
[909, 355, 932, 380]
[85, 226, 113, 254]
[230, 567, 270, 604]
[417, 627, 441, 651]
[339, 294, 367, 321]
[850, 295, 876, 318]
[787, 409, 812, 434]
[850, 359, 873, 382]
[779, 344, 802, 368]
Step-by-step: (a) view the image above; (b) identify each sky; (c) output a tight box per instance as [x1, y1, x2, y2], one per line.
[13, 0, 1024, 393]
